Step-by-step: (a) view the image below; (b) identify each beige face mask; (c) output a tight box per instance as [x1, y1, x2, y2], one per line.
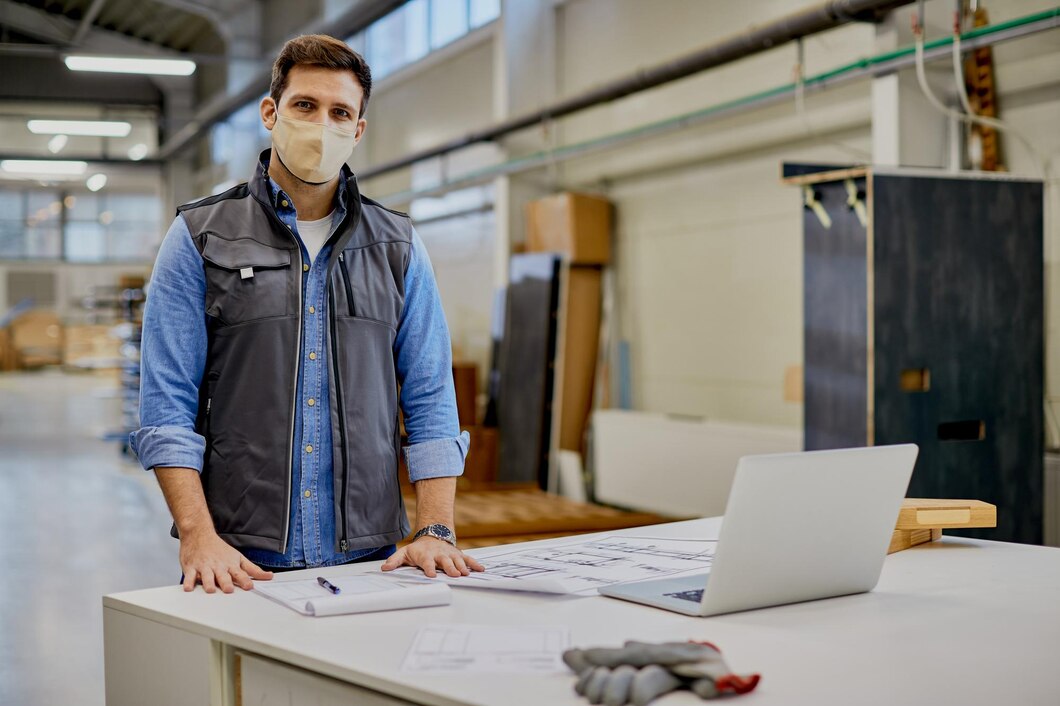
[271, 114, 357, 184]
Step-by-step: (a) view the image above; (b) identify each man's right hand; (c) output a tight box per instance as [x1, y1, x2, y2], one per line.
[179, 529, 274, 593]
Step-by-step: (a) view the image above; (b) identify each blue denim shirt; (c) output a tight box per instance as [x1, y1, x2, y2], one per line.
[131, 159, 469, 569]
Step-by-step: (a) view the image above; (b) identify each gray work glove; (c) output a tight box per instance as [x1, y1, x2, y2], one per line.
[564, 640, 760, 706]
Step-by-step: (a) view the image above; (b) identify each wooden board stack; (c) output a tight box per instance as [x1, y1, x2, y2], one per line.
[888, 499, 997, 554]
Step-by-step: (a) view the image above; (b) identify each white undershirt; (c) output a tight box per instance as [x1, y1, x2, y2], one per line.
[296, 210, 335, 263]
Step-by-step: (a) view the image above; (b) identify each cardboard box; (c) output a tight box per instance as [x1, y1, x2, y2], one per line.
[452, 362, 478, 427]
[557, 267, 603, 453]
[526, 192, 612, 265]
[63, 324, 123, 369]
[0, 328, 16, 372]
[11, 310, 63, 368]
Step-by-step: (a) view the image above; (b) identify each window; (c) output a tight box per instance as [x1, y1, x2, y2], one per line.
[64, 192, 161, 263]
[0, 189, 62, 260]
[356, 0, 499, 80]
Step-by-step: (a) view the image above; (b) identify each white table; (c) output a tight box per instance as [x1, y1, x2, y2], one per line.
[103, 518, 1060, 706]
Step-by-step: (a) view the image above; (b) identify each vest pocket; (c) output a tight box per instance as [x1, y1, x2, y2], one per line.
[201, 235, 293, 324]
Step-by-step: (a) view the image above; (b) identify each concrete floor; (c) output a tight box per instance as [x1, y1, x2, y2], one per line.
[0, 370, 179, 706]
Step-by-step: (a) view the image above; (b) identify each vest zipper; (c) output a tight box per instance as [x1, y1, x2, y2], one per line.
[328, 281, 352, 552]
[279, 241, 303, 555]
[338, 251, 356, 316]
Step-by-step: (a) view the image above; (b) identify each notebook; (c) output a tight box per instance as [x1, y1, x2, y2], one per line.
[253, 574, 451, 617]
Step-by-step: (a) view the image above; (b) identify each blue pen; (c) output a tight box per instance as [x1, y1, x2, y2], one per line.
[317, 576, 340, 595]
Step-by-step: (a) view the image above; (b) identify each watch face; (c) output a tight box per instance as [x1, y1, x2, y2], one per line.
[431, 524, 453, 539]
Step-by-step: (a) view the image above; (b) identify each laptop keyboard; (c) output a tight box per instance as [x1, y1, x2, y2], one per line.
[664, 588, 704, 603]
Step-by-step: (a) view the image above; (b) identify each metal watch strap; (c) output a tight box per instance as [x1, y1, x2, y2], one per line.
[413, 523, 456, 546]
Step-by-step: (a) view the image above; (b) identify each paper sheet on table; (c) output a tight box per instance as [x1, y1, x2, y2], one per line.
[389, 535, 717, 596]
[253, 575, 451, 616]
[402, 624, 570, 673]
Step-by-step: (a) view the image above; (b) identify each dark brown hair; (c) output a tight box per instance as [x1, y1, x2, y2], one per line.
[269, 34, 372, 118]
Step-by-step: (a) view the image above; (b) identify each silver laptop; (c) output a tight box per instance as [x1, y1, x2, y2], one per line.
[599, 444, 918, 617]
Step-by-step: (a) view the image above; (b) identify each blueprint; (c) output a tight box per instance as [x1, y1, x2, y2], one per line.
[391, 535, 717, 596]
[401, 624, 569, 673]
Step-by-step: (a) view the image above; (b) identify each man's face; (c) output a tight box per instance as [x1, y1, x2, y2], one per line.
[261, 64, 367, 143]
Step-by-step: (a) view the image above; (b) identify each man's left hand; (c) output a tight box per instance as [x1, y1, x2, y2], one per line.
[381, 537, 485, 578]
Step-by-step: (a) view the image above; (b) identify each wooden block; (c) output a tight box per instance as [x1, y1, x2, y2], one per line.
[526, 192, 612, 265]
[896, 499, 997, 530]
[888, 528, 943, 554]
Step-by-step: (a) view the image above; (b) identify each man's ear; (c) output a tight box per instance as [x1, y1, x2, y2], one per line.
[353, 117, 367, 145]
[260, 96, 278, 131]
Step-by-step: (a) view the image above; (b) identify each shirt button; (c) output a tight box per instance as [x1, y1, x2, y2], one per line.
[304, 490, 311, 498]
[309, 352, 317, 360]
[303, 263, 310, 272]
[308, 306, 316, 314]
[305, 444, 313, 453]
[281, 200, 289, 207]
[307, 398, 315, 407]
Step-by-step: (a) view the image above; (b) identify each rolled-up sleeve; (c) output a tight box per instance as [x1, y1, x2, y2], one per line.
[129, 214, 209, 472]
[395, 228, 469, 482]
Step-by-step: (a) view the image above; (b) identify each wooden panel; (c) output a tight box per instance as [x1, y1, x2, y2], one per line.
[557, 266, 602, 453]
[895, 499, 997, 530]
[497, 254, 563, 486]
[887, 528, 942, 554]
[872, 175, 1043, 544]
[803, 177, 870, 450]
[402, 487, 668, 541]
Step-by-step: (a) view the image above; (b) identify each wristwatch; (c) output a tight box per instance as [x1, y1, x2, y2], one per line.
[413, 523, 457, 546]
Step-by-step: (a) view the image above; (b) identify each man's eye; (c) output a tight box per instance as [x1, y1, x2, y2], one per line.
[335, 110, 349, 118]
[296, 101, 312, 109]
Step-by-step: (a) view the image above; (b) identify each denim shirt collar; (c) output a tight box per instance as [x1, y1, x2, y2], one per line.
[254, 148, 351, 220]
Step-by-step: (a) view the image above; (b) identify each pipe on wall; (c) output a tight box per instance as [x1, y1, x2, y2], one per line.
[358, 0, 916, 180]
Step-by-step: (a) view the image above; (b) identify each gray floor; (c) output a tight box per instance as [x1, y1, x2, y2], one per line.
[0, 370, 179, 706]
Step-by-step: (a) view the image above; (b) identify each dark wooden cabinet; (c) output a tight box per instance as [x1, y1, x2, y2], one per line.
[787, 165, 1044, 544]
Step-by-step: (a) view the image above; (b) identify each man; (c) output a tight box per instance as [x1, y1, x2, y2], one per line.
[131, 34, 483, 593]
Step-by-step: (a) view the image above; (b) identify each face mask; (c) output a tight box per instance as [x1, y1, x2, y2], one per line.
[270, 113, 357, 184]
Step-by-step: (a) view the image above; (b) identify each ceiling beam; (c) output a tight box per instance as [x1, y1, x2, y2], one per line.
[70, 0, 107, 46]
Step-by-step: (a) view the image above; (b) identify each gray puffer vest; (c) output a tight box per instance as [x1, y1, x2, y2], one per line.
[176, 161, 412, 553]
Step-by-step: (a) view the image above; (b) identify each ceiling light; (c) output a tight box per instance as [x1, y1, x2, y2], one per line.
[86, 173, 108, 192]
[1, 160, 87, 176]
[28, 120, 132, 137]
[127, 143, 149, 161]
[99, 211, 114, 225]
[64, 55, 196, 76]
[47, 134, 69, 153]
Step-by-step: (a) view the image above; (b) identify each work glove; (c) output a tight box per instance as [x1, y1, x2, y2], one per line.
[563, 640, 760, 705]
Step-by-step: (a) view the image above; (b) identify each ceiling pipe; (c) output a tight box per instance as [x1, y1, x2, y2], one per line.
[155, 0, 406, 161]
[359, 0, 916, 180]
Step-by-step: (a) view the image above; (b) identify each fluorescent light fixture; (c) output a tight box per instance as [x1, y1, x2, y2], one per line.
[127, 143, 149, 161]
[28, 120, 131, 137]
[86, 173, 108, 192]
[47, 134, 69, 153]
[1, 160, 87, 175]
[65, 55, 196, 76]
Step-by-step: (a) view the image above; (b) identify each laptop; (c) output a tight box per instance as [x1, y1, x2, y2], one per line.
[599, 444, 918, 616]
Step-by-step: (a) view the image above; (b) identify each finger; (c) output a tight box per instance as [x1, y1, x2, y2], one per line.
[438, 555, 461, 578]
[452, 554, 470, 576]
[215, 567, 235, 594]
[240, 558, 274, 580]
[464, 554, 486, 572]
[230, 567, 253, 591]
[381, 549, 406, 572]
[200, 567, 217, 594]
[420, 556, 437, 578]
[182, 568, 197, 592]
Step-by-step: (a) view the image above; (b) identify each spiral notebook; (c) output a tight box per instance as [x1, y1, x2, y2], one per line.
[253, 575, 451, 617]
